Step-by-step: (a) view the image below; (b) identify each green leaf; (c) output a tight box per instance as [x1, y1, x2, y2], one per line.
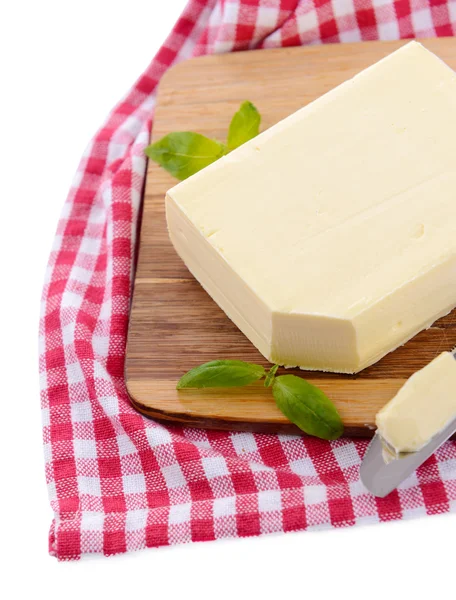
[227, 101, 261, 150]
[177, 360, 266, 389]
[145, 132, 227, 180]
[272, 375, 344, 440]
[264, 364, 279, 388]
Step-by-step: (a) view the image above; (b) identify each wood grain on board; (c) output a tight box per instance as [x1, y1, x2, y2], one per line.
[125, 39, 456, 437]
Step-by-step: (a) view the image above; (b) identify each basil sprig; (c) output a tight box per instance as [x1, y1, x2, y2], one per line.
[272, 375, 344, 441]
[177, 360, 265, 389]
[227, 101, 261, 151]
[145, 132, 226, 181]
[145, 101, 261, 180]
[177, 360, 343, 441]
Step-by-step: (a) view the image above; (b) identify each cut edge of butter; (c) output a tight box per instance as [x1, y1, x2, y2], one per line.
[376, 352, 456, 453]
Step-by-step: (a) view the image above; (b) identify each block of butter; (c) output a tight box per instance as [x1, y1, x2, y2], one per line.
[376, 352, 456, 453]
[166, 42, 456, 373]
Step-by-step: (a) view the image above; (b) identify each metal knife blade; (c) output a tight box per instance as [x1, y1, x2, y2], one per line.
[360, 348, 456, 498]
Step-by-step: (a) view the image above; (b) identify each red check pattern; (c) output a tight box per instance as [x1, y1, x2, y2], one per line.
[41, 0, 456, 560]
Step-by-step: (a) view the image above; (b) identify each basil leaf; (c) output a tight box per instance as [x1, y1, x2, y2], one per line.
[177, 360, 266, 389]
[272, 375, 344, 440]
[264, 364, 279, 388]
[145, 132, 226, 180]
[227, 101, 261, 150]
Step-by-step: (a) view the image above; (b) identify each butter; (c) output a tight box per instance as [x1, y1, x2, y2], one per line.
[376, 352, 456, 453]
[166, 42, 456, 373]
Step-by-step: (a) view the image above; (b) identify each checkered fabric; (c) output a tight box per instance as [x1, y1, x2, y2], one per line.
[41, 0, 456, 560]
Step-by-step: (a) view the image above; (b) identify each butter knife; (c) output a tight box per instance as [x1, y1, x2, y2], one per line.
[360, 349, 456, 498]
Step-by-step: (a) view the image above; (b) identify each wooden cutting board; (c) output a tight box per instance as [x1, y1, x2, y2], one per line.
[125, 39, 456, 437]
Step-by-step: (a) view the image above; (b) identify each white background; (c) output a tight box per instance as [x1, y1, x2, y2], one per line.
[1, 1, 454, 598]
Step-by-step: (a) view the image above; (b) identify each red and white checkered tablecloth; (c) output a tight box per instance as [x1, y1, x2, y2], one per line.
[40, 0, 456, 560]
